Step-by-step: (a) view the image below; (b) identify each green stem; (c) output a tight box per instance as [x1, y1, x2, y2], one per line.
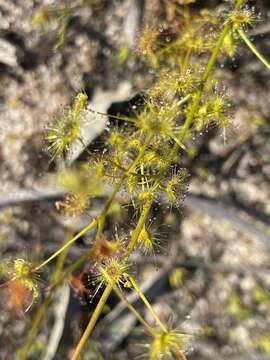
[169, 19, 233, 160]
[70, 136, 153, 358]
[182, 49, 191, 73]
[235, 0, 245, 8]
[173, 347, 188, 360]
[238, 29, 270, 71]
[33, 219, 97, 272]
[125, 13, 233, 265]
[176, 94, 191, 107]
[88, 108, 136, 124]
[100, 268, 156, 337]
[71, 284, 113, 360]
[18, 232, 73, 359]
[51, 234, 71, 283]
[115, 287, 156, 337]
[202, 24, 231, 83]
[126, 198, 153, 255]
[95, 133, 153, 239]
[37, 134, 152, 282]
[18, 296, 53, 359]
[129, 275, 168, 333]
[59, 4, 242, 357]
[34, 134, 152, 273]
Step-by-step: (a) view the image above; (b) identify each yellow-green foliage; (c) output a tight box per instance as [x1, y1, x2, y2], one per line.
[149, 330, 190, 360]
[1, 0, 269, 359]
[257, 333, 270, 354]
[169, 267, 186, 289]
[1, 259, 39, 312]
[252, 286, 270, 308]
[228, 291, 252, 319]
[136, 224, 157, 254]
[45, 92, 88, 160]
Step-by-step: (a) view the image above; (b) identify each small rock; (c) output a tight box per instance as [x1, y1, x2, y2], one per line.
[0, 38, 18, 67]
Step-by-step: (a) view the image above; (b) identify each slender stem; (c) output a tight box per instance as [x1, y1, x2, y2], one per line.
[115, 287, 156, 337]
[141, 164, 145, 192]
[71, 136, 153, 359]
[18, 233, 73, 359]
[71, 284, 113, 360]
[95, 133, 153, 240]
[238, 29, 270, 71]
[202, 24, 231, 83]
[126, 17, 232, 264]
[34, 134, 152, 273]
[176, 94, 191, 107]
[173, 347, 188, 360]
[88, 108, 136, 123]
[18, 296, 53, 359]
[100, 268, 156, 337]
[129, 275, 167, 333]
[235, 0, 245, 7]
[33, 219, 97, 272]
[50, 230, 73, 282]
[34, 134, 153, 289]
[171, 20, 232, 156]
[93, 19, 237, 360]
[182, 49, 191, 73]
[126, 198, 153, 255]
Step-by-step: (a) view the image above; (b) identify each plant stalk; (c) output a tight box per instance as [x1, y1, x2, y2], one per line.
[18, 232, 73, 359]
[100, 267, 156, 337]
[64, 4, 241, 357]
[33, 219, 97, 272]
[238, 29, 270, 71]
[129, 275, 168, 333]
[95, 133, 153, 240]
[71, 284, 113, 360]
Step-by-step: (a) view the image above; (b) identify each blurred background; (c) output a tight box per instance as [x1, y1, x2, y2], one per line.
[0, 0, 269, 359]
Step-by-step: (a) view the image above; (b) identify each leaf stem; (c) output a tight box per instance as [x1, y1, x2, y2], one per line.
[71, 284, 113, 360]
[126, 198, 153, 255]
[18, 296, 53, 359]
[238, 29, 270, 71]
[18, 232, 73, 359]
[95, 133, 153, 240]
[100, 267, 156, 337]
[173, 347, 188, 360]
[129, 275, 167, 333]
[176, 94, 191, 107]
[71, 135, 153, 359]
[33, 219, 97, 272]
[88, 108, 136, 123]
[115, 287, 157, 337]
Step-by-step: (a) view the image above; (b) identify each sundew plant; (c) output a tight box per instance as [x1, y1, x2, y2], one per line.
[1, 0, 270, 359]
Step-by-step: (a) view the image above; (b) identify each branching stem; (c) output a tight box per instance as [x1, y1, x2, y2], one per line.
[31, 3, 250, 359]
[94, 133, 153, 240]
[100, 268, 157, 337]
